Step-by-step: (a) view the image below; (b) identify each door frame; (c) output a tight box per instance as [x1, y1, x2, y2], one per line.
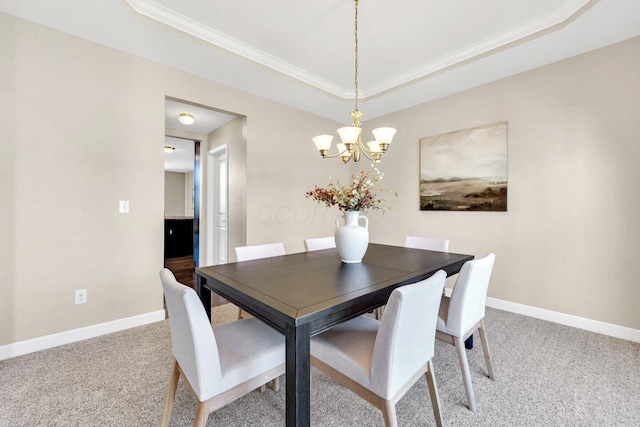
[206, 145, 228, 265]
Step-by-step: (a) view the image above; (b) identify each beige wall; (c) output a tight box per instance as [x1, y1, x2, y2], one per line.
[0, 15, 17, 347]
[164, 172, 186, 216]
[2, 10, 638, 349]
[1, 12, 340, 346]
[366, 37, 640, 330]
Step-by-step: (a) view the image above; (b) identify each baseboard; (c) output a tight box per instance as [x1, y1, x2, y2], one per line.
[485, 297, 640, 343]
[3, 295, 638, 361]
[0, 310, 166, 361]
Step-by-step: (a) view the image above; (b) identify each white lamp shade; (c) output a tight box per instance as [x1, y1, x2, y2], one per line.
[372, 127, 396, 144]
[367, 141, 382, 153]
[313, 135, 334, 151]
[337, 126, 362, 145]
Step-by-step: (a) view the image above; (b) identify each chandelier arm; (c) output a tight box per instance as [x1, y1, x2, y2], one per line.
[319, 145, 354, 162]
[356, 134, 381, 162]
[356, 134, 376, 156]
[359, 147, 374, 161]
[320, 152, 351, 160]
[358, 141, 375, 155]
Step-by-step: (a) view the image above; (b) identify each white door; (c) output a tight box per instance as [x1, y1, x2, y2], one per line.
[206, 146, 228, 264]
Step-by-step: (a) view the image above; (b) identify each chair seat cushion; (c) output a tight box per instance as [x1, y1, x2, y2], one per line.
[214, 318, 285, 393]
[311, 316, 379, 389]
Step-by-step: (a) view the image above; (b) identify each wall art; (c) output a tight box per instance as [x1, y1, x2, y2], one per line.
[419, 122, 507, 211]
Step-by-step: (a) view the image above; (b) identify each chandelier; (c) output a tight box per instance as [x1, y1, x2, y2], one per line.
[312, 0, 396, 163]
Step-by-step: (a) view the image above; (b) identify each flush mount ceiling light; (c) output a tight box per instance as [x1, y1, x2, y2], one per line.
[312, 0, 396, 164]
[164, 145, 176, 153]
[178, 112, 195, 125]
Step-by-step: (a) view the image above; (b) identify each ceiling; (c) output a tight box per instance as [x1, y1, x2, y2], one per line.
[164, 99, 236, 171]
[165, 99, 236, 135]
[164, 136, 195, 173]
[2, 0, 639, 125]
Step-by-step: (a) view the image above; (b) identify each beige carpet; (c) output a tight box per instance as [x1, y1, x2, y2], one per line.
[1, 305, 639, 426]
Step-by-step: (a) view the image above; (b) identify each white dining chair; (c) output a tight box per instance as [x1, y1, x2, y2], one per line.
[435, 253, 496, 412]
[304, 236, 336, 251]
[235, 242, 286, 262]
[234, 242, 286, 319]
[404, 235, 450, 252]
[159, 269, 285, 427]
[233, 242, 286, 391]
[374, 235, 450, 320]
[403, 235, 483, 349]
[311, 270, 447, 427]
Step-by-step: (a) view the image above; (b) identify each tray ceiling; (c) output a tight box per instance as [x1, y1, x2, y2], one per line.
[1, 0, 639, 122]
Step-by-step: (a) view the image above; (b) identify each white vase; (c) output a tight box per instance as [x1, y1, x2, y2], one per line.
[335, 211, 369, 263]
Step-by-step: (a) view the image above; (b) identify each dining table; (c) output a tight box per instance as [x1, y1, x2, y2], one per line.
[195, 242, 474, 427]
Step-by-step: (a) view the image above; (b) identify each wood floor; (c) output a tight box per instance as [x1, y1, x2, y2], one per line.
[164, 255, 196, 288]
[163, 255, 229, 306]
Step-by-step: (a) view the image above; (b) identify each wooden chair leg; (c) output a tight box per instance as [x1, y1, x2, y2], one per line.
[193, 398, 213, 427]
[478, 319, 496, 381]
[381, 399, 398, 427]
[161, 360, 181, 427]
[425, 359, 444, 427]
[271, 376, 280, 392]
[454, 336, 477, 412]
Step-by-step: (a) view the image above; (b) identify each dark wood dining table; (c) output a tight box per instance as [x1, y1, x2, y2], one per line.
[195, 243, 473, 427]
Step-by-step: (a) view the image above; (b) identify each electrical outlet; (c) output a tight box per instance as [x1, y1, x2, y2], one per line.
[119, 200, 129, 214]
[75, 289, 87, 304]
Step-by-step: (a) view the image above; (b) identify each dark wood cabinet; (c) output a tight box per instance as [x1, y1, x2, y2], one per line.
[164, 218, 193, 259]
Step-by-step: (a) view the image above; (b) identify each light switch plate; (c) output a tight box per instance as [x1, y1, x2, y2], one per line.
[75, 289, 87, 304]
[119, 200, 129, 214]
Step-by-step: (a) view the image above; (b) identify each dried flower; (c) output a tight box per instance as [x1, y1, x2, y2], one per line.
[305, 165, 396, 212]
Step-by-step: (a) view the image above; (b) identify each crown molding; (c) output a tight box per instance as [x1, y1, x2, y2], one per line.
[125, 0, 593, 101]
[125, 0, 348, 98]
[363, 0, 594, 98]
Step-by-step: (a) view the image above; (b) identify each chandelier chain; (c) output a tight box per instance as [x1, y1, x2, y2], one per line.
[353, 0, 359, 113]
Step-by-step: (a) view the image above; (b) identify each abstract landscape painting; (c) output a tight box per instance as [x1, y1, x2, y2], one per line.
[419, 122, 507, 211]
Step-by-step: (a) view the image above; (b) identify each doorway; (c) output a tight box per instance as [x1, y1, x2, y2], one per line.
[164, 96, 244, 276]
[163, 137, 200, 287]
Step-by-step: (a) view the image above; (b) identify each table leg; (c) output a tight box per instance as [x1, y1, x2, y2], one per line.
[195, 274, 212, 321]
[465, 334, 473, 349]
[285, 323, 311, 427]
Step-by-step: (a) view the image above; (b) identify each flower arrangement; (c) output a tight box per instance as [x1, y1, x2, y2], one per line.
[305, 166, 396, 213]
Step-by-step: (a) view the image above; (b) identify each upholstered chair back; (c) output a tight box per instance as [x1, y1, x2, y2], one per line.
[235, 243, 285, 261]
[371, 270, 446, 398]
[304, 236, 336, 251]
[445, 253, 495, 337]
[160, 269, 221, 402]
[404, 236, 450, 252]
